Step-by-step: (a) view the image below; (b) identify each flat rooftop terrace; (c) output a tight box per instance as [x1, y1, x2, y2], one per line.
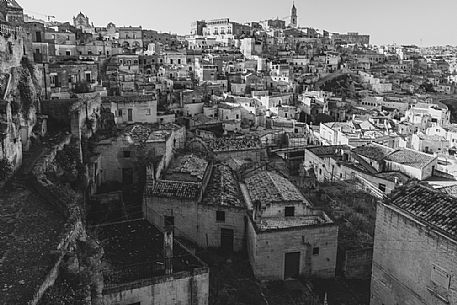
[97, 219, 204, 286]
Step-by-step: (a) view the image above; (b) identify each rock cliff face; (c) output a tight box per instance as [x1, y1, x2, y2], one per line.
[0, 30, 42, 170]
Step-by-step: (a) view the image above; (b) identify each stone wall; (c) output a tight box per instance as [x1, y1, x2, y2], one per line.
[102, 268, 210, 305]
[28, 132, 87, 305]
[144, 196, 199, 243]
[342, 247, 373, 279]
[371, 203, 457, 305]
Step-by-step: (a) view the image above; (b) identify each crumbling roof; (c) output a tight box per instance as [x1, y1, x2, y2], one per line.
[387, 182, 457, 240]
[202, 164, 245, 208]
[148, 180, 201, 199]
[352, 143, 395, 161]
[122, 124, 173, 144]
[307, 145, 350, 157]
[257, 215, 333, 232]
[385, 148, 436, 169]
[165, 154, 209, 182]
[206, 137, 261, 152]
[246, 171, 307, 204]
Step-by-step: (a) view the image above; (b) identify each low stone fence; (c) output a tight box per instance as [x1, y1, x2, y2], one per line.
[28, 133, 87, 305]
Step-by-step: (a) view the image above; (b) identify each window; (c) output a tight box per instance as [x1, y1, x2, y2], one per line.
[118, 109, 123, 117]
[378, 183, 386, 193]
[313, 247, 320, 255]
[146, 109, 151, 115]
[123, 151, 131, 158]
[165, 216, 174, 227]
[285, 206, 295, 217]
[216, 211, 225, 222]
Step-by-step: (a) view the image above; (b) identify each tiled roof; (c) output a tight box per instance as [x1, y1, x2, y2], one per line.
[246, 171, 306, 204]
[439, 184, 457, 198]
[352, 143, 395, 161]
[148, 180, 201, 199]
[206, 137, 261, 152]
[416, 133, 446, 141]
[202, 164, 245, 208]
[385, 148, 436, 169]
[307, 145, 350, 157]
[165, 154, 208, 182]
[387, 182, 457, 240]
[224, 158, 249, 173]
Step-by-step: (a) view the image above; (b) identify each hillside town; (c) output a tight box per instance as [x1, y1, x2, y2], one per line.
[1, 1, 457, 305]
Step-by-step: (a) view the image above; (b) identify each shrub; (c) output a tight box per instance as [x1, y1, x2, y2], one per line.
[0, 158, 13, 181]
[73, 81, 91, 94]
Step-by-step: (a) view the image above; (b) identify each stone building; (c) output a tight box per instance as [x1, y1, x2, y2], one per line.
[102, 95, 158, 125]
[47, 60, 99, 96]
[72, 12, 95, 34]
[371, 182, 457, 305]
[95, 123, 185, 186]
[244, 171, 338, 280]
[0, 0, 24, 24]
[118, 26, 143, 53]
[304, 144, 411, 196]
[145, 158, 248, 252]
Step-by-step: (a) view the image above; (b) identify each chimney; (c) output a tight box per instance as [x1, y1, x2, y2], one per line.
[163, 229, 173, 275]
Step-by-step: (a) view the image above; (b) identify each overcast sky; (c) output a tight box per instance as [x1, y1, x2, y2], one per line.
[18, 0, 455, 46]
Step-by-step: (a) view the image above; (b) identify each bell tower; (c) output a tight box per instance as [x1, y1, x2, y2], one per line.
[291, 2, 298, 28]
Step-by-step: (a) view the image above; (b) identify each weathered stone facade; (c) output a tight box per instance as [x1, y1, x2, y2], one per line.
[371, 202, 457, 305]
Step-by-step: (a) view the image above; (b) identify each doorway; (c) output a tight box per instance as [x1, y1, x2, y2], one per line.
[122, 168, 133, 185]
[128, 109, 133, 122]
[284, 252, 300, 279]
[220, 228, 234, 252]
